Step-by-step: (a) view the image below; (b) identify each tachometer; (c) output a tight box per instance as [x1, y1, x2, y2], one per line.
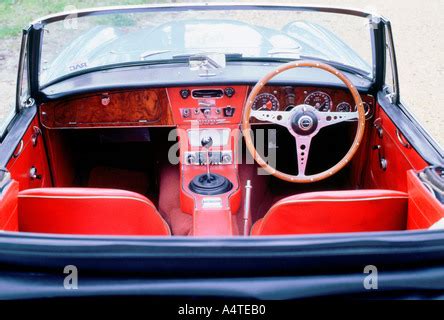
[252, 93, 280, 111]
[304, 91, 333, 112]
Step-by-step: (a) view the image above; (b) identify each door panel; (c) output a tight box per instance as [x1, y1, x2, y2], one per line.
[364, 21, 439, 192]
[407, 170, 444, 230]
[364, 104, 427, 192]
[6, 117, 51, 190]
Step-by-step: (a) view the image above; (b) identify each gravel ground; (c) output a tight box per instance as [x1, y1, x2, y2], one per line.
[0, 0, 442, 148]
[0, 38, 21, 124]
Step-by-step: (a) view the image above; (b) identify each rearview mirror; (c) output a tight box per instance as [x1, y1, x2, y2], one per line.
[189, 53, 226, 77]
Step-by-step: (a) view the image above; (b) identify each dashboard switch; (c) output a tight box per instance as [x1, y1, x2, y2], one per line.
[223, 106, 235, 117]
[221, 153, 232, 164]
[180, 89, 190, 99]
[186, 154, 197, 165]
[181, 108, 191, 118]
[201, 108, 211, 118]
[224, 87, 235, 98]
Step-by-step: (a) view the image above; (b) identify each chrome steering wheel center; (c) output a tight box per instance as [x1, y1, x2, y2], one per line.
[298, 115, 314, 131]
[290, 105, 318, 136]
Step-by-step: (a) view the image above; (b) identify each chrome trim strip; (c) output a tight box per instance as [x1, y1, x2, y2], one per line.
[32, 3, 378, 26]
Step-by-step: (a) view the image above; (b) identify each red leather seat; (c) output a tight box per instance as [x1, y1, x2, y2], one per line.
[18, 188, 170, 236]
[251, 190, 408, 236]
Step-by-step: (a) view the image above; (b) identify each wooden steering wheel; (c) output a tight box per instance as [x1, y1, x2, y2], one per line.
[242, 61, 366, 183]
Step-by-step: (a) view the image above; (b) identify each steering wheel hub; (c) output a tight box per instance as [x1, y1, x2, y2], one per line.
[291, 107, 318, 135]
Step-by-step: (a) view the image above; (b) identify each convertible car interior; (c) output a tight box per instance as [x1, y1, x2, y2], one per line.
[0, 4, 443, 239]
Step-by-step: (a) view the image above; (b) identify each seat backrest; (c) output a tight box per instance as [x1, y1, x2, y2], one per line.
[18, 188, 170, 236]
[252, 189, 408, 236]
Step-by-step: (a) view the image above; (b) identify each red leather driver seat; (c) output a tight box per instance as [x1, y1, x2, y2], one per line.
[251, 190, 408, 236]
[18, 188, 170, 236]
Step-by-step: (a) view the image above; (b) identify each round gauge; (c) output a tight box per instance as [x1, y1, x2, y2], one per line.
[252, 93, 280, 111]
[363, 102, 371, 116]
[355, 102, 371, 116]
[336, 102, 352, 112]
[304, 91, 333, 112]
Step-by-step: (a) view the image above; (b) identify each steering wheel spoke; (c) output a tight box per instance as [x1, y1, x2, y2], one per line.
[293, 135, 312, 177]
[317, 111, 359, 129]
[250, 110, 291, 127]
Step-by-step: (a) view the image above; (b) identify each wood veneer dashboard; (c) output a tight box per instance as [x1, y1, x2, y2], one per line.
[39, 86, 374, 129]
[40, 89, 174, 129]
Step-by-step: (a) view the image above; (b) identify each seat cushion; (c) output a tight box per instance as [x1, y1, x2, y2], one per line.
[251, 189, 408, 236]
[18, 188, 170, 236]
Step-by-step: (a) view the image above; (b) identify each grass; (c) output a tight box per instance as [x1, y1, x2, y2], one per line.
[0, 0, 165, 39]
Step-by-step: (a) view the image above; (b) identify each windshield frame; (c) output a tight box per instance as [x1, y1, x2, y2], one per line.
[28, 3, 384, 97]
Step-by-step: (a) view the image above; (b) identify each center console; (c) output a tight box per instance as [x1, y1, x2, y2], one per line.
[188, 136, 234, 196]
[167, 86, 248, 236]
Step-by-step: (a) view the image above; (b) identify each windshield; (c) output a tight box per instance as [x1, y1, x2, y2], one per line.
[39, 7, 374, 86]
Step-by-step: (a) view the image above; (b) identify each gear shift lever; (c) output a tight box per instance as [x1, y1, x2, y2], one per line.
[189, 135, 233, 195]
[201, 136, 213, 180]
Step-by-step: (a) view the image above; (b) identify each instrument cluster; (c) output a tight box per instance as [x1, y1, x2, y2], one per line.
[252, 86, 374, 118]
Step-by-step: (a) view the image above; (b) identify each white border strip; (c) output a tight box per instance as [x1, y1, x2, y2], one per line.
[276, 196, 408, 206]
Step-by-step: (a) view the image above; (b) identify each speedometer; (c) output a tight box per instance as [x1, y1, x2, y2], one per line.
[252, 93, 280, 111]
[304, 91, 333, 112]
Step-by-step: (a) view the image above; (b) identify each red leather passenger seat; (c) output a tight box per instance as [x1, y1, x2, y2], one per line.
[251, 190, 408, 236]
[18, 188, 170, 236]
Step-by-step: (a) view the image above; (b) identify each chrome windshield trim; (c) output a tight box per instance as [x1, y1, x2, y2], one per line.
[32, 2, 379, 26]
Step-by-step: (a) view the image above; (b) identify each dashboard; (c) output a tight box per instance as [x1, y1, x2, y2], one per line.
[39, 85, 374, 129]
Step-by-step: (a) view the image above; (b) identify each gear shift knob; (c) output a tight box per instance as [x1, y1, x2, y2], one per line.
[201, 136, 213, 149]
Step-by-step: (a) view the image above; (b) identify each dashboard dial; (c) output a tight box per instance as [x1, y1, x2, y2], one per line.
[336, 102, 352, 112]
[354, 102, 371, 116]
[304, 91, 333, 112]
[252, 93, 280, 111]
[363, 102, 371, 116]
